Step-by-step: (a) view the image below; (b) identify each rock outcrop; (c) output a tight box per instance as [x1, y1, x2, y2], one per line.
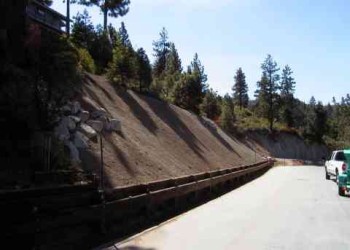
[53, 101, 122, 164]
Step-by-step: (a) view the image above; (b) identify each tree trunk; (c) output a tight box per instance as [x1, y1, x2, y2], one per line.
[269, 76, 273, 131]
[103, 8, 108, 31]
[240, 94, 242, 110]
[66, 0, 70, 36]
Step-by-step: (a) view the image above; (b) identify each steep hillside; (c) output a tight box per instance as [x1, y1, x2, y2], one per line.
[77, 74, 262, 187]
[246, 130, 328, 161]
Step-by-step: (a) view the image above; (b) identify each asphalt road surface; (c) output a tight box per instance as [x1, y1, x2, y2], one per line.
[100, 166, 350, 250]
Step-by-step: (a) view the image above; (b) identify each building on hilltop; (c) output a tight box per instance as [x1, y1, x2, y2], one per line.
[26, 0, 66, 34]
[0, 0, 67, 63]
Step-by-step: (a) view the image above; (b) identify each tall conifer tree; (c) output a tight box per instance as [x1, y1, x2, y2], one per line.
[232, 67, 249, 109]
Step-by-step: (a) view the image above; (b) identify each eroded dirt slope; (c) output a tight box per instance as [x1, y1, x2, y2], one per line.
[78, 74, 261, 187]
[246, 130, 328, 162]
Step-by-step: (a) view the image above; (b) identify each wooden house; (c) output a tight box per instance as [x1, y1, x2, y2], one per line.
[0, 0, 67, 63]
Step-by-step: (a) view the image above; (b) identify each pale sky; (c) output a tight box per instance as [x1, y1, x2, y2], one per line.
[52, 0, 350, 104]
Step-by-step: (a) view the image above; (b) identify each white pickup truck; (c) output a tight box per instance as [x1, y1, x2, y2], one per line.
[325, 150, 348, 180]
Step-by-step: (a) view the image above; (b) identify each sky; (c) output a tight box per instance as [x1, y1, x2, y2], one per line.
[52, 0, 350, 104]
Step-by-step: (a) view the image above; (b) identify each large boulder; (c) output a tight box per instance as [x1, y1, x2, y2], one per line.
[71, 101, 81, 114]
[64, 141, 80, 163]
[54, 123, 70, 141]
[86, 120, 103, 133]
[97, 116, 109, 129]
[54, 116, 76, 140]
[73, 131, 88, 149]
[79, 110, 90, 123]
[61, 105, 71, 114]
[79, 123, 98, 140]
[91, 108, 107, 119]
[62, 116, 76, 131]
[69, 115, 81, 124]
[108, 119, 122, 132]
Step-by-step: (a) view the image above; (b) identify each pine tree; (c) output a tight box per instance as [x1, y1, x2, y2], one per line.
[63, 0, 78, 36]
[160, 42, 182, 98]
[292, 99, 307, 129]
[108, 23, 119, 47]
[107, 38, 134, 86]
[313, 102, 328, 142]
[135, 48, 152, 92]
[172, 73, 202, 114]
[165, 43, 182, 75]
[309, 96, 316, 107]
[280, 65, 295, 97]
[232, 67, 249, 109]
[191, 53, 208, 92]
[304, 96, 318, 141]
[152, 27, 171, 78]
[92, 25, 113, 73]
[258, 54, 280, 130]
[201, 89, 221, 121]
[280, 65, 296, 127]
[71, 10, 95, 50]
[254, 72, 269, 119]
[330, 94, 350, 146]
[76, 0, 130, 31]
[118, 21, 132, 48]
[186, 53, 208, 111]
[220, 94, 235, 133]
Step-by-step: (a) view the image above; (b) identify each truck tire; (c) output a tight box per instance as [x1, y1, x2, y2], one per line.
[335, 169, 339, 183]
[325, 169, 330, 180]
[339, 186, 345, 196]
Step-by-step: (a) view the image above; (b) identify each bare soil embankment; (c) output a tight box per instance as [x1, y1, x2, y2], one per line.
[245, 130, 328, 162]
[78, 74, 262, 187]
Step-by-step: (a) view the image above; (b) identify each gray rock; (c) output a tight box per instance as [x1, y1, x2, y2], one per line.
[69, 115, 81, 124]
[54, 123, 70, 141]
[64, 141, 80, 163]
[97, 116, 109, 129]
[61, 105, 71, 114]
[108, 119, 121, 132]
[79, 110, 90, 123]
[71, 101, 81, 114]
[54, 116, 76, 140]
[79, 123, 98, 140]
[61, 116, 76, 131]
[86, 120, 104, 133]
[91, 108, 107, 119]
[73, 131, 88, 149]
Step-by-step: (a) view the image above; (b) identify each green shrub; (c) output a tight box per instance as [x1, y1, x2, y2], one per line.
[1, 30, 81, 172]
[78, 48, 96, 73]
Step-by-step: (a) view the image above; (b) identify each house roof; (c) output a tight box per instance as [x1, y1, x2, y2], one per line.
[30, 0, 67, 20]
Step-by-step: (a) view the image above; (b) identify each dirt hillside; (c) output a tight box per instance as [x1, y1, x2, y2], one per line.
[246, 130, 328, 162]
[77, 74, 262, 187]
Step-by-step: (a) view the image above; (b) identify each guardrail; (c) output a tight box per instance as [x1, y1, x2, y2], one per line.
[1, 160, 273, 249]
[105, 161, 271, 201]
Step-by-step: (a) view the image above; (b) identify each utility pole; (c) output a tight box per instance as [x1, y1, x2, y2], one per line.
[99, 133, 106, 234]
[99, 134, 104, 192]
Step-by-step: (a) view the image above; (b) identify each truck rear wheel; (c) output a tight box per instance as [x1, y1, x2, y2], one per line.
[325, 169, 330, 180]
[335, 169, 339, 183]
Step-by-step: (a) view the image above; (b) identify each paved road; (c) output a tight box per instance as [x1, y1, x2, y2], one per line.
[101, 166, 350, 250]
